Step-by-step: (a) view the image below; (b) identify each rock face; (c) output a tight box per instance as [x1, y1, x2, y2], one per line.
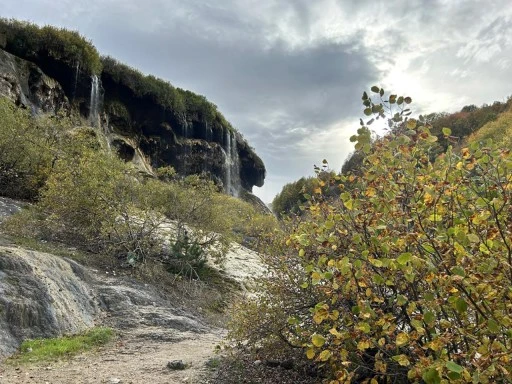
[0, 247, 99, 357]
[0, 46, 266, 195]
[0, 49, 69, 114]
[0, 245, 207, 359]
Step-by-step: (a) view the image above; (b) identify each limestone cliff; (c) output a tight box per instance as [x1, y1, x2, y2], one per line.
[0, 21, 266, 196]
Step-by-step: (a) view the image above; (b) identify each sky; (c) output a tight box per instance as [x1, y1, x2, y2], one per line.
[3, 0, 512, 202]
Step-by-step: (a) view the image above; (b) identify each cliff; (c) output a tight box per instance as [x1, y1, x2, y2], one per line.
[0, 19, 265, 196]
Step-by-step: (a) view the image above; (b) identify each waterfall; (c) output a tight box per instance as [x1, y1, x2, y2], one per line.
[205, 121, 212, 142]
[224, 130, 241, 197]
[182, 122, 190, 175]
[73, 62, 80, 100]
[89, 75, 101, 127]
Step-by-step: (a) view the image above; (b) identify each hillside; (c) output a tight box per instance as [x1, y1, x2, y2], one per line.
[0, 18, 265, 198]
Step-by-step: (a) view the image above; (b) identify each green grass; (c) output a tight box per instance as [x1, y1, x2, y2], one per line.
[9, 327, 115, 364]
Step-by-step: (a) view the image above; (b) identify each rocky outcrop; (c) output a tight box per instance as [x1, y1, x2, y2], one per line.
[101, 70, 265, 194]
[0, 245, 208, 359]
[0, 247, 100, 357]
[0, 44, 266, 195]
[0, 49, 69, 114]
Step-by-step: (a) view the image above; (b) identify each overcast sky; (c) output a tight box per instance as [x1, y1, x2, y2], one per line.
[3, 0, 512, 202]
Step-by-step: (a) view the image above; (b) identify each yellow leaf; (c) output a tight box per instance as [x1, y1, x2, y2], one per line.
[329, 327, 342, 338]
[314, 187, 322, 194]
[396, 332, 409, 347]
[424, 192, 434, 205]
[318, 350, 332, 361]
[394, 354, 410, 366]
[312, 334, 326, 347]
[357, 340, 370, 350]
[365, 187, 376, 197]
[306, 348, 315, 359]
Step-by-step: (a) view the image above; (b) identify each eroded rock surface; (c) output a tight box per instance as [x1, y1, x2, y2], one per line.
[0, 247, 99, 357]
[0, 49, 69, 114]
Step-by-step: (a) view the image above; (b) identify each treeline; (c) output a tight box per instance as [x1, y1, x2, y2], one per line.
[0, 18, 238, 135]
[0, 18, 102, 75]
[102, 56, 234, 129]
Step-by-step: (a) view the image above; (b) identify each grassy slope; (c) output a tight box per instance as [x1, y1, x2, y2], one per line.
[466, 106, 512, 148]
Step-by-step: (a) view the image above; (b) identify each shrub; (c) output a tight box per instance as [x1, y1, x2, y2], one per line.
[233, 88, 512, 383]
[0, 98, 69, 199]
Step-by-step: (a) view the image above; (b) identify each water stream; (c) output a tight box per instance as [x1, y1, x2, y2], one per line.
[224, 130, 241, 197]
[89, 75, 101, 127]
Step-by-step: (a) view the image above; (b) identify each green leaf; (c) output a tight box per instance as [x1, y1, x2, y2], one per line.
[396, 294, 408, 305]
[404, 96, 412, 104]
[455, 298, 468, 313]
[467, 233, 480, 243]
[423, 311, 436, 325]
[488, 319, 500, 333]
[357, 322, 371, 333]
[422, 368, 441, 384]
[364, 108, 372, 116]
[446, 361, 464, 373]
[371, 86, 380, 93]
[397, 252, 412, 265]
[442, 127, 452, 136]
[451, 266, 465, 277]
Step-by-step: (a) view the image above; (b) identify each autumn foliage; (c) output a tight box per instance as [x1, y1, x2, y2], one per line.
[233, 88, 512, 383]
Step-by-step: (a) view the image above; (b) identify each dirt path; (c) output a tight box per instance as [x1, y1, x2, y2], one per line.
[0, 327, 224, 384]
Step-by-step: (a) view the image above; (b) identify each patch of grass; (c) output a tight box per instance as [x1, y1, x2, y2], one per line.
[9, 327, 114, 364]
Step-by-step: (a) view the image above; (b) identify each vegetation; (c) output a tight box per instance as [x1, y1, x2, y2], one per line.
[0, 18, 102, 75]
[271, 172, 337, 219]
[9, 327, 114, 364]
[102, 56, 235, 131]
[0, 95, 273, 279]
[0, 98, 70, 200]
[231, 88, 512, 383]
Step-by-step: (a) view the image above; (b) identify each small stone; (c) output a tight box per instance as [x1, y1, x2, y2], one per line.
[253, 360, 262, 366]
[167, 360, 187, 370]
[109, 378, 121, 384]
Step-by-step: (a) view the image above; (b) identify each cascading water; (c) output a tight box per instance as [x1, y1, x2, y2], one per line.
[205, 121, 212, 142]
[224, 130, 241, 197]
[182, 123, 190, 175]
[73, 62, 80, 100]
[88, 75, 100, 127]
